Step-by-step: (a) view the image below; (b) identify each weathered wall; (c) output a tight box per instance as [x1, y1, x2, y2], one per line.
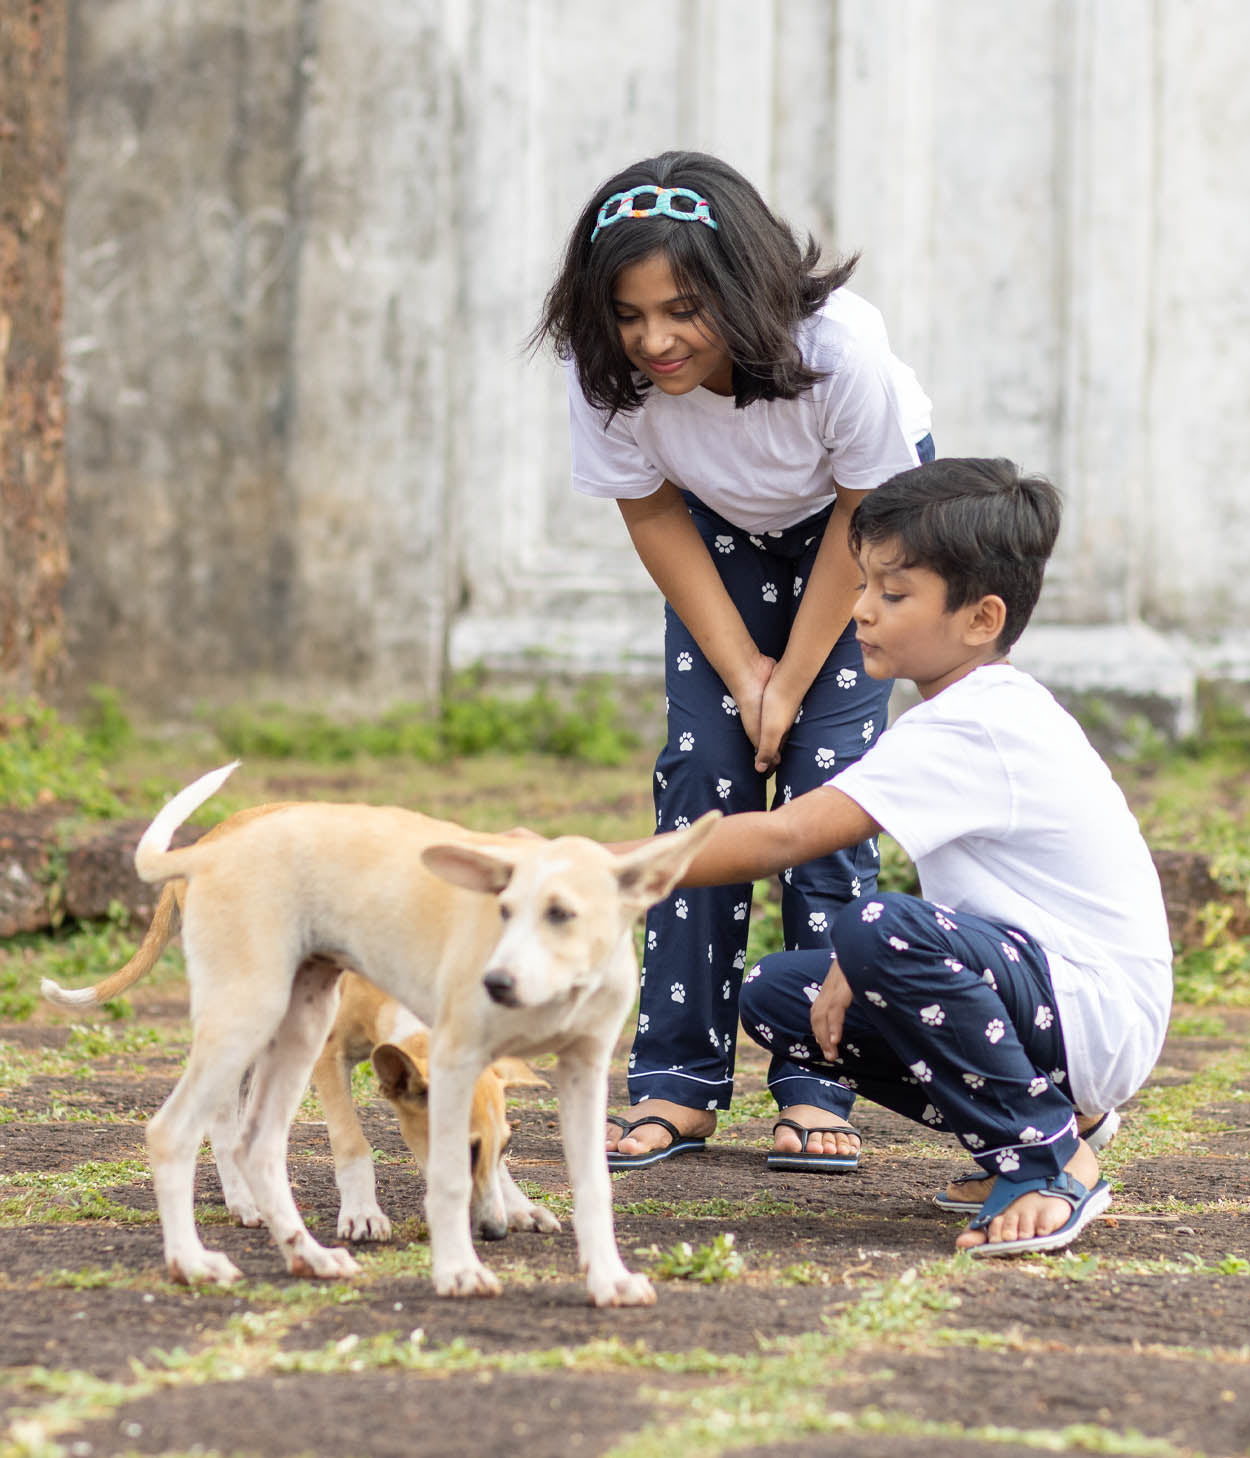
[60, 0, 1250, 721]
[0, 0, 67, 696]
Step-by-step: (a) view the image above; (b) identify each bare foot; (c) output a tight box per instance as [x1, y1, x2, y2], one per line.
[774, 1104, 861, 1160]
[954, 1140, 1101, 1252]
[605, 1099, 716, 1159]
[941, 1111, 1110, 1207]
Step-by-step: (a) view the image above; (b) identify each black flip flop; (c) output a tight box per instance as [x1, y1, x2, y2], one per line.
[605, 1114, 708, 1170]
[766, 1116, 861, 1172]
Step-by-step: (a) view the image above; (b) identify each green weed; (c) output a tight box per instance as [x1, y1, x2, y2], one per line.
[0, 697, 124, 815]
[647, 1231, 745, 1283]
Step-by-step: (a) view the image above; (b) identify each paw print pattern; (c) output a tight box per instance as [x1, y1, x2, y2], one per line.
[673, 815, 690, 830]
[995, 1150, 1021, 1173]
[835, 667, 858, 690]
[919, 1003, 945, 1027]
[910, 1059, 934, 1083]
[962, 1072, 985, 1089]
[722, 695, 740, 717]
[935, 910, 957, 932]
[1034, 1005, 1054, 1030]
[862, 902, 884, 923]
[789, 1043, 810, 1060]
[732, 949, 747, 970]
[716, 777, 733, 801]
[1019, 1126, 1045, 1144]
[675, 898, 689, 920]
[922, 1104, 943, 1124]
[964, 1132, 985, 1149]
[714, 535, 735, 554]
[814, 747, 837, 770]
[982, 968, 998, 991]
[749, 534, 765, 549]
[733, 901, 748, 921]
[755, 1022, 775, 1044]
[679, 731, 695, 752]
[888, 936, 910, 951]
[793, 576, 804, 597]
[647, 929, 657, 950]
[722, 980, 732, 999]
[985, 1019, 1006, 1044]
[861, 719, 875, 743]
[808, 911, 828, 933]
[794, 705, 804, 723]
[744, 963, 762, 983]
[840, 1076, 859, 1091]
[655, 771, 668, 790]
[670, 983, 686, 1004]
[850, 876, 862, 897]
[943, 958, 965, 973]
[783, 867, 793, 885]
[638, 1014, 650, 1035]
[1008, 929, 1030, 945]
[803, 982, 822, 1003]
[1049, 1067, 1067, 1085]
[1000, 940, 1020, 963]
[1028, 1076, 1048, 1097]
[782, 784, 793, 803]
[676, 651, 693, 673]
[762, 582, 778, 603]
[707, 943, 714, 964]
[708, 1027, 720, 1050]
[865, 989, 888, 1007]
[842, 1041, 860, 1059]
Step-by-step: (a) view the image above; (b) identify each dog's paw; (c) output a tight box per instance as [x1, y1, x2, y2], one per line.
[511, 1203, 562, 1235]
[338, 1207, 393, 1242]
[588, 1271, 656, 1308]
[168, 1249, 244, 1286]
[433, 1262, 502, 1299]
[227, 1200, 264, 1229]
[287, 1241, 362, 1281]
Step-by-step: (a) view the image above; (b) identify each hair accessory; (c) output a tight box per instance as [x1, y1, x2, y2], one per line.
[591, 186, 718, 243]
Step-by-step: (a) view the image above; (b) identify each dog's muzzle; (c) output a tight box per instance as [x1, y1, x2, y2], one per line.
[483, 969, 520, 1007]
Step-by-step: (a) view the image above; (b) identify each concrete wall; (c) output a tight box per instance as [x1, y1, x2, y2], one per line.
[62, 0, 1250, 725]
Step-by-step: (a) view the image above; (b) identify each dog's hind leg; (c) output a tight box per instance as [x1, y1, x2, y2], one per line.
[426, 1044, 502, 1298]
[228, 958, 361, 1280]
[555, 1039, 655, 1307]
[207, 1073, 264, 1228]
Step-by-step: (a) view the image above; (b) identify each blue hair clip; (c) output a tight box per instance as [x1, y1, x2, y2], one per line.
[591, 186, 718, 243]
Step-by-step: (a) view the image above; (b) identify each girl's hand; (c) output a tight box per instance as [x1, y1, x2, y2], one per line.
[755, 671, 805, 774]
[811, 959, 853, 1061]
[728, 653, 777, 755]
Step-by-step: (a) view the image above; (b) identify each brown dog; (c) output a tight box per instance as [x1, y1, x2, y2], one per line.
[42, 805, 558, 1246]
[48, 765, 717, 1304]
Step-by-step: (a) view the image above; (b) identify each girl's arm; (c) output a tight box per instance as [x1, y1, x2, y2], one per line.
[756, 486, 868, 771]
[618, 483, 774, 747]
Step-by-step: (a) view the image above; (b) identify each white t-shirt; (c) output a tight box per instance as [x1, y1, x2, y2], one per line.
[830, 664, 1173, 1115]
[568, 290, 934, 534]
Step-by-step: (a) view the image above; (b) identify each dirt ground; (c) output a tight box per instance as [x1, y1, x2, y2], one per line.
[1, 995, 1249, 1458]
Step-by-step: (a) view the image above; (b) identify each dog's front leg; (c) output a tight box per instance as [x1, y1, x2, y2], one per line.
[426, 1045, 500, 1297]
[555, 1041, 655, 1307]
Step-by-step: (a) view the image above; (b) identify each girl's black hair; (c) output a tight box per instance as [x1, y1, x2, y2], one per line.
[849, 458, 1063, 651]
[529, 150, 858, 414]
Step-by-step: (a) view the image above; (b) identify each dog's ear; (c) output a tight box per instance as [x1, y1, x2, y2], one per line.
[613, 810, 722, 911]
[490, 1056, 549, 1090]
[372, 1043, 428, 1101]
[422, 843, 518, 895]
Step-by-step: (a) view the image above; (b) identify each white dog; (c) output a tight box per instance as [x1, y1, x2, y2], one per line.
[121, 764, 717, 1306]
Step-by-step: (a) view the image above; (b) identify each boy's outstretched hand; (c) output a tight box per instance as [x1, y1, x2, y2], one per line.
[811, 959, 854, 1061]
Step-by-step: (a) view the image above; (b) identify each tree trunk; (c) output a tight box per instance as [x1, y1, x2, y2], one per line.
[0, 0, 66, 697]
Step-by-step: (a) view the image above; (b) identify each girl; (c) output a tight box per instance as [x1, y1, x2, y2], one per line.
[531, 151, 933, 1170]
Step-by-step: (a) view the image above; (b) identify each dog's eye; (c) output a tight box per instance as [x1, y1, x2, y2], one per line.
[498, 904, 512, 922]
[545, 903, 574, 926]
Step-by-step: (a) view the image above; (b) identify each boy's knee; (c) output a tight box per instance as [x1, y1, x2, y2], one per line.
[832, 893, 915, 989]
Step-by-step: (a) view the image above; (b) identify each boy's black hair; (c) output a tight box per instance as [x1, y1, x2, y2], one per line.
[849, 458, 1062, 651]
[530, 150, 858, 415]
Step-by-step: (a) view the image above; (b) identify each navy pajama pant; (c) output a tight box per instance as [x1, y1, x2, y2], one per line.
[739, 892, 1080, 1181]
[627, 493, 892, 1115]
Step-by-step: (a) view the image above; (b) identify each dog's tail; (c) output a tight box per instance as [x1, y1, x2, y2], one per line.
[41, 883, 182, 1008]
[133, 761, 240, 884]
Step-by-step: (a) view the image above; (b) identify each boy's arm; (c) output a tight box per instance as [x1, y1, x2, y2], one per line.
[669, 783, 879, 888]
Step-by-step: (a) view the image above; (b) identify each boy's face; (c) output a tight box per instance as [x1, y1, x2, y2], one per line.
[853, 540, 1005, 700]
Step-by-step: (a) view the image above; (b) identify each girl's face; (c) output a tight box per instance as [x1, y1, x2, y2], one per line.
[610, 251, 733, 397]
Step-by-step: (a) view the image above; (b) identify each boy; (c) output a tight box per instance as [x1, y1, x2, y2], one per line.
[669, 457, 1172, 1254]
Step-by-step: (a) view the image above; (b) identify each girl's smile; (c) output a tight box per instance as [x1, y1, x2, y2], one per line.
[611, 252, 734, 397]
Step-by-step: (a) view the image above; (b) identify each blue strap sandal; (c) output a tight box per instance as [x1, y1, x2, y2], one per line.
[605, 1114, 707, 1170]
[935, 1108, 1121, 1213]
[965, 1169, 1113, 1257]
[765, 1117, 861, 1173]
